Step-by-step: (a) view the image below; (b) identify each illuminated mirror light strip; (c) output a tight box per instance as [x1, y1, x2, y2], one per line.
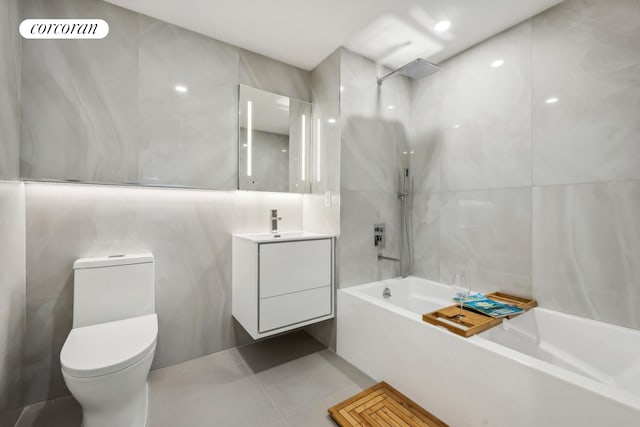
[317, 118, 321, 183]
[301, 114, 306, 181]
[247, 101, 252, 177]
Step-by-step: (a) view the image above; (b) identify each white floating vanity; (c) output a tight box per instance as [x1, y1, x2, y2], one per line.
[232, 232, 335, 339]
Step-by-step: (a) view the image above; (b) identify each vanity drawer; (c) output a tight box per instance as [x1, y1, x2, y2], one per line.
[259, 286, 331, 333]
[259, 239, 332, 298]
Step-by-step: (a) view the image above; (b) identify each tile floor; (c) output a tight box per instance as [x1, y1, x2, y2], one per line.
[14, 331, 376, 427]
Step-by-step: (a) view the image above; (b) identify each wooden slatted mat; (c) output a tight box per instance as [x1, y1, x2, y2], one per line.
[328, 382, 448, 427]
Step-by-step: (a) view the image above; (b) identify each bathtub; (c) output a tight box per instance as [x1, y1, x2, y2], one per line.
[337, 276, 640, 427]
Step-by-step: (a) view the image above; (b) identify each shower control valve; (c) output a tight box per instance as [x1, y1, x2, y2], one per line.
[374, 223, 386, 248]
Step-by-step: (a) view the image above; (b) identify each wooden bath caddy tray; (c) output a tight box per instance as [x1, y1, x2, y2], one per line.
[328, 381, 448, 427]
[422, 292, 536, 338]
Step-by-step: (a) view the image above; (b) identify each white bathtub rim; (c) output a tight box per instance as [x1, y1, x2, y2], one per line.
[339, 277, 640, 412]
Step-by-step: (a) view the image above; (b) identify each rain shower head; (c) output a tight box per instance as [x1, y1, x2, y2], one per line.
[377, 58, 440, 85]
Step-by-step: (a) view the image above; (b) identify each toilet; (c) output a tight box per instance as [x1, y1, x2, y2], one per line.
[60, 253, 158, 427]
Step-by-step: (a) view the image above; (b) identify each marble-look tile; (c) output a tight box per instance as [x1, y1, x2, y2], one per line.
[437, 22, 532, 192]
[303, 318, 337, 352]
[411, 192, 439, 281]
[20, 0, 139, 184]
[283, 383, 374, 427]
[14, 396, 81, 427]
[236, 330, 325, 374]
[138, 16, 239, 190]
[256, 350, 373, 417]
[23, 182, 304, 404]
[148, 348, 281, 427]
[338, 191, 401, 288]
[532, 0, 640, 185]
[0, 0, 21, 180]
[532, 181, 640, 329]
[15, 332, 373, 427]
[0, 407, 23, 427]
[23, 296, 73, 404]
[311, 50, 341, 193]
[341, 117, 409, 194]
[409, 73, 441, 194]
[240, 50, 311, 102]
[232, 190, 303, 234]
[340, 49, 412, 124]
[23, 183, 234, 402]
[0, 182, 25, 421]
[302, 193, 340, 236]
[439, 188, 532, 296]
[340, 49, 412, 194]
[339, 49, 378, 119]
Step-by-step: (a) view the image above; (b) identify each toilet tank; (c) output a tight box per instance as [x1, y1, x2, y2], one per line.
[72, 253, 155, 328]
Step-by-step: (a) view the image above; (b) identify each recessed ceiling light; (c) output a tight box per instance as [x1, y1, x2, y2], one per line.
[327, 118, 337, 124]
[491, 59, 504, 68]
[174, 84, 188, 93]
[410, 151, 415, 154]
[434, 20, 451, 32]
[546, 97, 559, 104]
[453, 124, 460, 129]
[387, 105, 396, 110]
[242, 144, 248, 147]
[281, 149, 288, 153]
[403, 151, 408, 155]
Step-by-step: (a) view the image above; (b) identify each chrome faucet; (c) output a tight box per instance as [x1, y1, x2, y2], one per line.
[270, 209, 282, 233]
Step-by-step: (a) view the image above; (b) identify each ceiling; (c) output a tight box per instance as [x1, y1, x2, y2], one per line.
[103, 0, 564, 70]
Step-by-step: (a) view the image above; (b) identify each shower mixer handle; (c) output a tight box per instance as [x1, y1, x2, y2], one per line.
[373, 223, 386, 248]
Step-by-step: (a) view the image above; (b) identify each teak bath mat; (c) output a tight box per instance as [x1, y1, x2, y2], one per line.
[328, 381, 448, 427]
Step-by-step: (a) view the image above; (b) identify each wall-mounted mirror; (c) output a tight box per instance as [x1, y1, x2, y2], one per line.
[239, 85, 311, 193]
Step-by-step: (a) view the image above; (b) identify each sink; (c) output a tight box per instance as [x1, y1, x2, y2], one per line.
[233, 231, 332, 243]
[232, 231, 335, 339]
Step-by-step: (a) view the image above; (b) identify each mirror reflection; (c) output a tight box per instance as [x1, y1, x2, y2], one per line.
[239, 85, 311, 193]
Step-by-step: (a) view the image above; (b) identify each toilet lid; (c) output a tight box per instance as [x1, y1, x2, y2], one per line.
[61, 314, 158, 378]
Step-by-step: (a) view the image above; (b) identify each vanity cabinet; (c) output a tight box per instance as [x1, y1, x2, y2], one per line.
[232, 233, 334, 339]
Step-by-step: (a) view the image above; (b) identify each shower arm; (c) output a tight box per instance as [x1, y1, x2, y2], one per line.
[377, 68, 402, 85]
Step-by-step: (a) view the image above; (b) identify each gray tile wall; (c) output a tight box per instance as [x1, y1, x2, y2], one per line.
[302, 49, 341, 237]
[410, 0, 640, 329]
[338, 49, 411, 288]
[310, 49, 341, 195]
[20, 0, 139, 184]
[23, 183, 305, 405]
[138, 15, 239, 189]
[302, 50, 342, 349]
[0, 183, 26, 427]
[19, 0, 312, 191]
[0, 0, 20, 180]
[239, 50, 311, 102]
[0, 0, 25, 424]
[16, 0, 318, 407]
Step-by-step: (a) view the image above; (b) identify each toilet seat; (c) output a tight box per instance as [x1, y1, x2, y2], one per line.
[61, 314, 158, 378]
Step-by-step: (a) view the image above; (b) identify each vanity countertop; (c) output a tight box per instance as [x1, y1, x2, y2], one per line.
[233, 231, 334, 243]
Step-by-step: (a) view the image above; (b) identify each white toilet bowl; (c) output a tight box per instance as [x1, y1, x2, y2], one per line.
[61, 314, 158, 427]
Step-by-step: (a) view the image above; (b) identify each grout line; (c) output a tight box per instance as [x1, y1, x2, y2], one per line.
[529, 17, 535, 300]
